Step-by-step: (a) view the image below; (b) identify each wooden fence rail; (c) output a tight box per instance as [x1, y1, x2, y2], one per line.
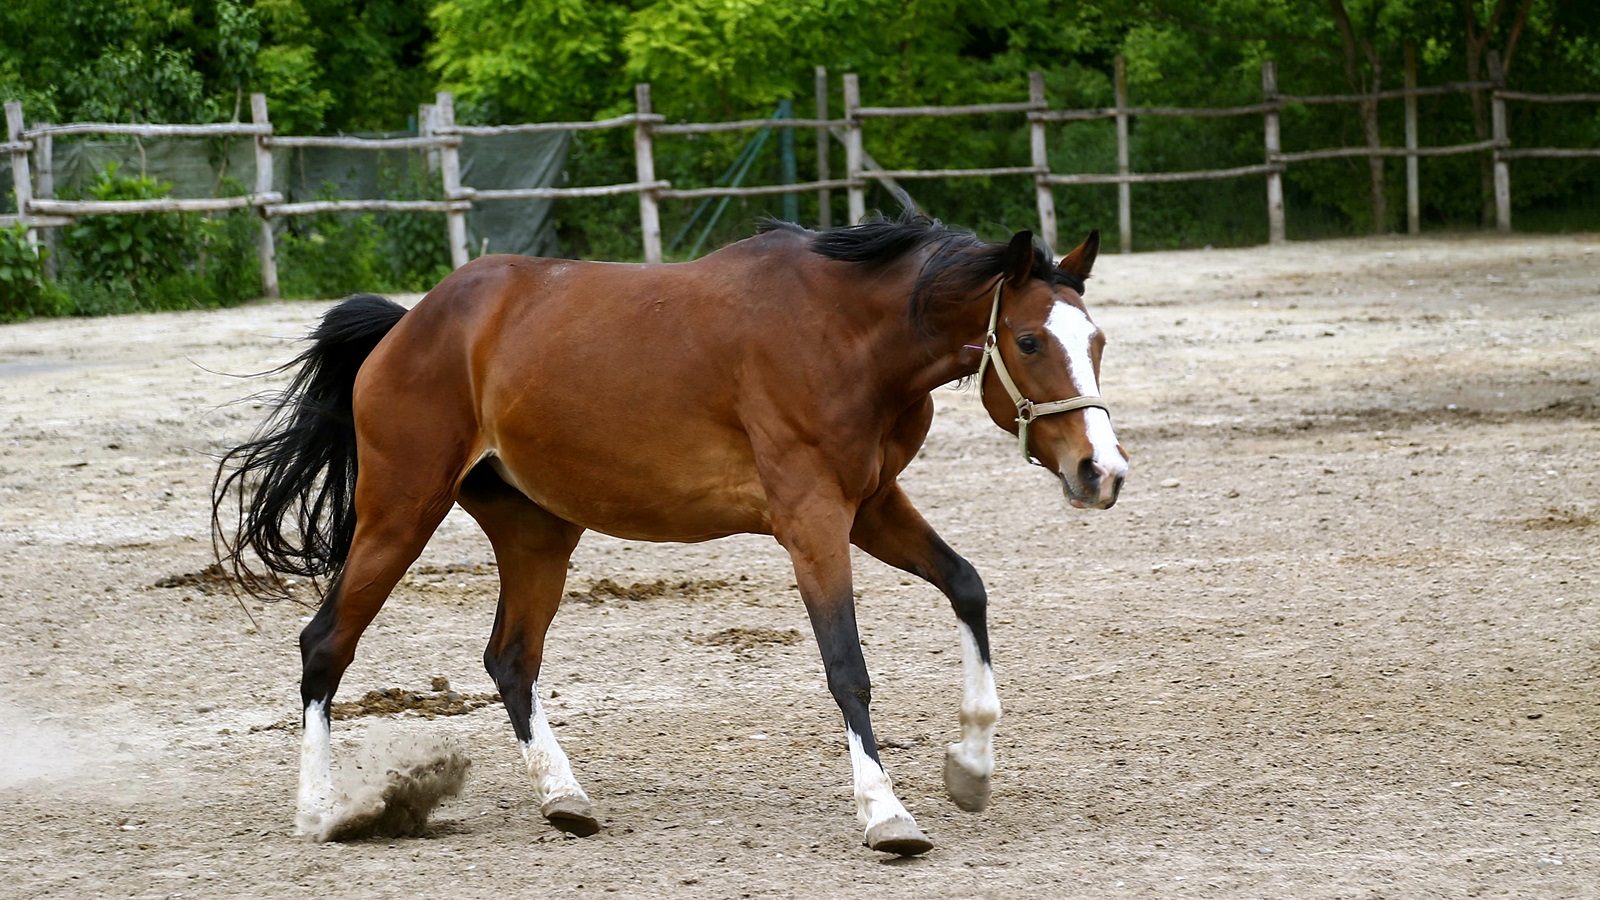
[4, 55, 1597, 294]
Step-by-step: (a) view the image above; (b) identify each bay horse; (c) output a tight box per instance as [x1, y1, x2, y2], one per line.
[213, 214, 1127, 855]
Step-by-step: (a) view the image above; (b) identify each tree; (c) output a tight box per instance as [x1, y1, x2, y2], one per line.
[429, 0, 632, 123]
[1460, 0, 1537, 224]
[1327, 0, 1391, 234]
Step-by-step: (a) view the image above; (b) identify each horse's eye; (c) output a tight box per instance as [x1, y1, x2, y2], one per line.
[1016, 335, 1040, 354]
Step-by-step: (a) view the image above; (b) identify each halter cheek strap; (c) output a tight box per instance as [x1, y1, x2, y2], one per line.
[975, 280, 1111, 466]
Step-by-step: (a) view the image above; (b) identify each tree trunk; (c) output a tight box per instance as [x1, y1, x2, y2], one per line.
[1361, 92, 1385, 233]
[1461, 0, 1534, 227]
[1329, 0, 1385, 233]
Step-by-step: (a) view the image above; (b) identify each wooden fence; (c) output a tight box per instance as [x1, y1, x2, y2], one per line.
[5, 54, 1598, 295]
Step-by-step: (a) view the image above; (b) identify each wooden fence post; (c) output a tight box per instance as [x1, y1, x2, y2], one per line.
[5, 101, 38, 252]
[1114, 56, 1132, 254]
[1404, 45, 1420, 235]
[1028, 72, 1058, 256]
[843, 74, 865, 225]
[436, 92, 472, 268]
[419, 103, 440, 175]
[1489, 51, 1511, 233]
[35, 125, 56, 277]
[249, 94, 280, 299]
[815, 66, 831, 230]
[34, 128, 52, 207]
[634, 84, 663, 263]
[1262, 61, 1286, 244]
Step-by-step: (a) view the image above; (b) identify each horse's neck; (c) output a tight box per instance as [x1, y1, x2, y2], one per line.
[865, 286, 991, 400]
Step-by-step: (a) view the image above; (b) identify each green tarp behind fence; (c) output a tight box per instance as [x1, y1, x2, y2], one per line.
[3, 131, 569, 258]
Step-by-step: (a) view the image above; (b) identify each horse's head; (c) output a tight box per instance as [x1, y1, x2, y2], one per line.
[977, 230, 1127, 509]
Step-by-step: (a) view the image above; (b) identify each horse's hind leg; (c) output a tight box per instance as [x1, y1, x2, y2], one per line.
[852, 483, 999, 814]
[296, 468, 458, 835]
[456, 467, 596, 836]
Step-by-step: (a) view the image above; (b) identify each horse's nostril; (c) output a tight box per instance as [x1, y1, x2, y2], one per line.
[1077, 459, 1101, 490]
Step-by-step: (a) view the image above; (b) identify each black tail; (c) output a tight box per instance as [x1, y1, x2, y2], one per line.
[212, 294, 408, 601]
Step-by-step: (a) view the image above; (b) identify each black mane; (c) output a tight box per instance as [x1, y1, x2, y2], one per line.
[759, 214, 1084, 330]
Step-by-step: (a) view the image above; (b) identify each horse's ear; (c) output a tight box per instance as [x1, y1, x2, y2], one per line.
[1058, 230, 1100, 283]
[1003, 230, 1036, 286]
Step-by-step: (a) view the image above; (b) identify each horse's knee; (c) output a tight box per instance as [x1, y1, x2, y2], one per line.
[483, 618, 542, 694]
[943, 559, 987, 620]
[950, 566, 986, 608]
[825, 667, 873, 710]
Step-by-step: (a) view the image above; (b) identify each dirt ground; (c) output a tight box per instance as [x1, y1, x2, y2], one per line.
[1, 231, 1597, 899]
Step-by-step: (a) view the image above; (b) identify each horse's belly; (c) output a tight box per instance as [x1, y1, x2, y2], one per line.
[487, 447, 772, 543]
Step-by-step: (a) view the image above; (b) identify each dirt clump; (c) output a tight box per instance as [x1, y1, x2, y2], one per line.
[689, 627, 804, 652]
[151, 562, 286, 596]
[564, 576, 733, 604]
[248, 682, 501, 733]
[1522, 507, 1599, 530]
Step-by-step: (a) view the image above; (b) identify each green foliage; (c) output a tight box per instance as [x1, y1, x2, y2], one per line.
[430, 0, 631, 123]
[65, 46, 217, 124]
[255, 0, 440, 132]
[3, 0, 1599, 301]
[53, 164, 260, 314]
[375, 159, 452, 292]
[0, 0, 437, 131]
[277, 186, 389, 299]
[64, 165, 196, 286]
[275, 162, 456, 299]
[252, 43, 335, 133]
[0, 227, 70, 321]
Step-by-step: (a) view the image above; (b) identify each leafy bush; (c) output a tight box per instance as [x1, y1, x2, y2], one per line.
[376, 157, 452, 291]
[277, 185, 390, 299]
[54, 163, 260, 314]
[0, 226, 70, 321]
[63, 164, 196, 287]
[278, 160, 456, 299]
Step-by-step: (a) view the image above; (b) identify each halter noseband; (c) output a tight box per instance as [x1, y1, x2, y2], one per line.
[975, 279, 1110, 466]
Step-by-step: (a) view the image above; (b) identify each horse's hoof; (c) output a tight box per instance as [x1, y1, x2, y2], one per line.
[864, 817, 934, 856]
[943, 747, 992, 812]
[541, 795, 601, 837]
[294, 808, 329, 841]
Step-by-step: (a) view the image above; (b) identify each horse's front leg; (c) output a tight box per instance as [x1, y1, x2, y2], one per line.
[851, 483, 1000, 813]
[772, 489, 933, 855]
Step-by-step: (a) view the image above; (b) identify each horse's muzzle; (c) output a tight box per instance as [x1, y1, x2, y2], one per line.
[1063, 458, 1125, 510]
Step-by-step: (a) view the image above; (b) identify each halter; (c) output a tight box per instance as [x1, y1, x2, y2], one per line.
[975, 279, 1111, 466]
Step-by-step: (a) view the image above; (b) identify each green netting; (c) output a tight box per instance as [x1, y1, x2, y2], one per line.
[16, 131, 569, 257]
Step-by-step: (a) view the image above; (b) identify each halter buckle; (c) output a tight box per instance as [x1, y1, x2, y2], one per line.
[1015, 399, 1036, 423]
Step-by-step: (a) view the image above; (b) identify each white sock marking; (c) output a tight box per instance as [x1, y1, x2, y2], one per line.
[846, 727, 914, 830]
[949, 623, 1002, 779]
[296, 699, 335, 831]
[521, 684, 589, 805]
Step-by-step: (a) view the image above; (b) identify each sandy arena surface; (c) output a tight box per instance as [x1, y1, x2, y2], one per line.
[1, 232, 1597, 898]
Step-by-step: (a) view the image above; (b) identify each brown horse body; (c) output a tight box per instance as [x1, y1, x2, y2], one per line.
[215, 216, 1126, 854]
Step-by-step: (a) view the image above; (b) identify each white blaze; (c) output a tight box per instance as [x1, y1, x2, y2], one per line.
[1043, 301, 1124, 471]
